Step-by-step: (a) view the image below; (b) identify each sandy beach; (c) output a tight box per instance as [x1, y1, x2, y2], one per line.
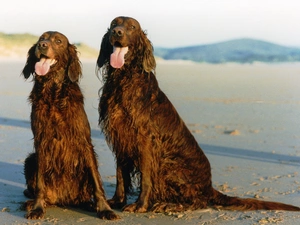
[1, 60, 300, 224]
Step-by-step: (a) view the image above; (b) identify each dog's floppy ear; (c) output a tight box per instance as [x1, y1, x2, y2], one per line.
[22, 44, 38, 79]
[140, 31, 156, 74]
[67, 44, 82, 82]
[97, 30, 113, 69]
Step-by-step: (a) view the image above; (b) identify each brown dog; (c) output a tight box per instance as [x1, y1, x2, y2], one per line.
[97, 16, 300, 214]
[22, 31, 119, 220]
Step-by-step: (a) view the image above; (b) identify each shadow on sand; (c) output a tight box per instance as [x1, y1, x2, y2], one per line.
[0, 116, 104, 140]
[1, 116, 299, 168]
[202, 144, 300, 167]
[0, 117, 300, 166]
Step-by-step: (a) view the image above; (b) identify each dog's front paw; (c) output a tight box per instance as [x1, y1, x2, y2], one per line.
[97, 210, 120, 220]
[123, 203, 148, 213]
[151, 202, 184, 213]
[25, 207, 45, 219]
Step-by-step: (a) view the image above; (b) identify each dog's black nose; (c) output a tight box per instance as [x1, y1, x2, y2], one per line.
[112, 27, 124, 37]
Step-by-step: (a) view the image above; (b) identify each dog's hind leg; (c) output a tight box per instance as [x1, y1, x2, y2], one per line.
[23, 153, 37, 199]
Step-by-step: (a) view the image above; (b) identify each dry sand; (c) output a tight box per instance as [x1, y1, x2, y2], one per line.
[0, 60, 300, 224]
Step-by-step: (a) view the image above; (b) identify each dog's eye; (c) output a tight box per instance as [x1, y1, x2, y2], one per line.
[111, 22, 116, 27]
[130, 25, 135, 30]
[56, 39, 62, 44]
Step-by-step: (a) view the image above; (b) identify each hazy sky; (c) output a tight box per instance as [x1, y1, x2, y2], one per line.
[1, 0, 300, 49]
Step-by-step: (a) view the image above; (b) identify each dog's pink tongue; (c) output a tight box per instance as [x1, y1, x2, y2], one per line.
[35, 58, 51, 75]
[110, 46, 128, 68]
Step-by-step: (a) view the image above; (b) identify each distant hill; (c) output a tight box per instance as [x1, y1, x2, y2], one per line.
[0, 32, 98, 60]
[155, 38, 300, 63]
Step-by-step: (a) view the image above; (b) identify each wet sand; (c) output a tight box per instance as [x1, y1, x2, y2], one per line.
[1, 60, 300, 224]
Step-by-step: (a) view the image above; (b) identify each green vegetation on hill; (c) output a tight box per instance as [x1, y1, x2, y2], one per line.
[0, 32, 37, 46]
[155, 38, 300, 63]
[0, 32, 98, 59]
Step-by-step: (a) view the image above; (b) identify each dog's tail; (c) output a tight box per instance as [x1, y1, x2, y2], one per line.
[211, 188, 300, 211]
